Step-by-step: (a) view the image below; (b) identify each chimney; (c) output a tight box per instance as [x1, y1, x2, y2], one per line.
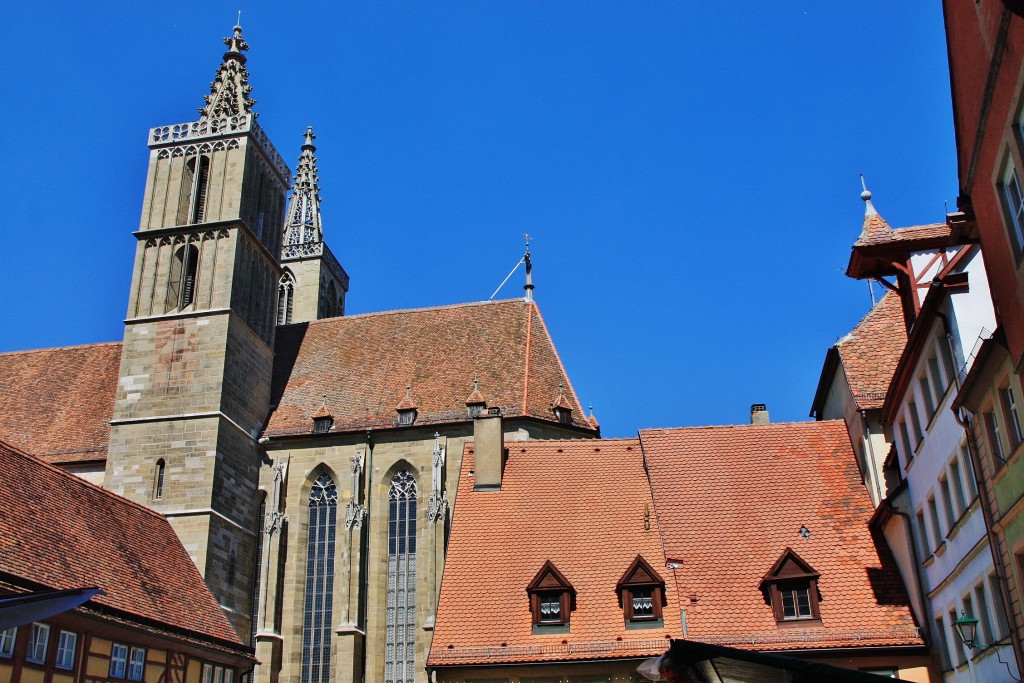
[750, 403, 769, 425]
[473, 407, 505, 491]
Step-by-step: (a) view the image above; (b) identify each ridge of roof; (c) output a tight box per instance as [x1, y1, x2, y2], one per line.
[283, 297, 527, 327]
[0, 339, 122, 356]
[640, 419, 843, 434]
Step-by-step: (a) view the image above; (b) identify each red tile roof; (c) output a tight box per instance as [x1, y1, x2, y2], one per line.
[267, 300, 594, 436]
[428, 439, 678, 666]
[0, 440, 244, 647]
[640, 422, 921, 652]
[0, 343, 121, 464]
[836, 293, 907, 410]
[854, 220, 950, 247]
[847, 216, 952, 280]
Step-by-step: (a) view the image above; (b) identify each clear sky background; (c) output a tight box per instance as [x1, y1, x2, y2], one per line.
[0, 3, 956, 438]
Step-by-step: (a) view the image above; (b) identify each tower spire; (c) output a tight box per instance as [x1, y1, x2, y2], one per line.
[282, 126, 324, 256]
[199, 23, 256, 119]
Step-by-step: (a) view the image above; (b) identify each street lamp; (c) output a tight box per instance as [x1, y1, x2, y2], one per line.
[954, 610, 980, 650]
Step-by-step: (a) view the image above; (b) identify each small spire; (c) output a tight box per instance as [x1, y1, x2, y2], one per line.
[396, 383, 418, 410]
[282, 127, 324, 254]
[860, 174, 877, 216]
[199, 23, 256, 119]
[523, 234, 534, 302]
[312, 394, 332, 419]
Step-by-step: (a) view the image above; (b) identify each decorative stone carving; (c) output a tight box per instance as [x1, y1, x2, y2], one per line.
[428, 434, 448, 524]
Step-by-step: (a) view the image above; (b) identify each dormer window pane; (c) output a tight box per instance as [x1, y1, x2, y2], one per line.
[781, 587, 812, 619]
[539, 594, 562, 622]
[632, 590, 654, 617]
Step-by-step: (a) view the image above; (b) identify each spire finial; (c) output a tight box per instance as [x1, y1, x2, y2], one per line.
[523, 233, 534, 302]
[473, 377, 479, 391]
[199, 23, 255, 119]
[406, 383, 412, 397]
[303, 125, 317, 149]
[860, 174, 877, 216]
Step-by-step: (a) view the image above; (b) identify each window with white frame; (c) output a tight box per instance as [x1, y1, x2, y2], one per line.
[949, 454, 968, 517]
[55, 630, 77, 670]
[128, 646, 146, 681]
[1000, 384, 1023, 452]
[934, 614, 952, 671]
[909, 400, 924, 446]
[899, 419, 914, 465]
[1000, 159, 1024, 260]
[940, 475, 956, 529]
[986, 409, 1008, 467]
[927, 495, 943, 549]
[929, 352, 947, 402]
[920, 370, 936, 420]
[961, 441, 979, 499]
[974, 582, 995, 647]
[949, 608, 966, 665]
[26, 622, 49, 664]
[0, 627, 16, 658]
[110, 643, 128, 678]
[990, 572, 1011, 640]
[202, 663, 235, 683]
[916, 509, 930, 558]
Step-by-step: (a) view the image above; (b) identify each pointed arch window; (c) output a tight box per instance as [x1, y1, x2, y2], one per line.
[166, 244, 199, 312]
[177, 154, 211, 225]
[153, 459, 165, 500]
[301, 473, 338, 683]
[278, 270, 295, 325]
[386, 470, 417, 683]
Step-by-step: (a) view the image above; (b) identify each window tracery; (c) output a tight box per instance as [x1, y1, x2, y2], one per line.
[301, 473, 337, 683]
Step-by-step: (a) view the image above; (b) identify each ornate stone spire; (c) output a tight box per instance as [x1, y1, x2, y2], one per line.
[282, 127, 324, 254]
[199, 23, 257, 120]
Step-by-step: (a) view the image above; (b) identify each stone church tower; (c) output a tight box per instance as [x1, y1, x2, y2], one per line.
[104, 24, 289, 638]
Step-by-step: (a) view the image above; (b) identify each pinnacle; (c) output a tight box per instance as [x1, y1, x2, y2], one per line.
[199, 24, 257, 120]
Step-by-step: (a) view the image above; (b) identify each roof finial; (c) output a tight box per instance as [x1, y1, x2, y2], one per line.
[860, 174, 877, 216]
[199, 22, 255, 119]
[237, 10, 242, 26]
[282, 127, 324, 255]
[523, 233, 534, 302]
[473, 377, 479, 391]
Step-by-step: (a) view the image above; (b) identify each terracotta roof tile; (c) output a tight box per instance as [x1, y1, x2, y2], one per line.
[854, 221, 950, 247]
[0, 440, 243, 646]
[836, 293, 907, 410]
[639, 421, 921, 652]
[428, 439, 678, 666]
[0, 343, 120, 464]
[267, 300, 594, 435]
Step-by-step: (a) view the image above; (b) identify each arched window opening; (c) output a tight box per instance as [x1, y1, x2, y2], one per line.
[278, 270, 295, 325]
[386, 470, 417, 683]
[153, 459, 165, 500]
[301, 473, 337, 683]
[190, 154, 211, 224]
[166, 244, 199, 312]
[176, 158, 196, 226]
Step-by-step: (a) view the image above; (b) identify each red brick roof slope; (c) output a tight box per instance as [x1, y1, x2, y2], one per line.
[0, 343, 121, 464]
[267, 300, 593, 435]
[640, 422, 921, 652]
[836, 293, 907, 410]
[855, 221, 950, 246]
[428, 439, 678, 666]
[0, 440, 243, 646]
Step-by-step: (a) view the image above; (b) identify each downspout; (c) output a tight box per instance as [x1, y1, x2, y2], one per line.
[861, 410, 885, 504]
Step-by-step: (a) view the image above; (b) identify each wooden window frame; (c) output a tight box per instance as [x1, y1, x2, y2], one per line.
[527, 561, 576, 628]
[759, 548, 822, 624]
[616, 555, 667, 623]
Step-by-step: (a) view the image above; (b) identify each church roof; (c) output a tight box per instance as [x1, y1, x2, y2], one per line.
[0, 342, 121, 465]
[639, 421, 922, 652]
[0, 440, 246, 651]
[266, 299, 594, 436]
[428, 438, 676, 667]
[835, 292, 907, 410]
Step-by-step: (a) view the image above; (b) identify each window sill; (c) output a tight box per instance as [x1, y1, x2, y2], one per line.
[626, 618, 664, 631]
[934, 540, 948, 557]
[923, 553, 936, 568]
[776, 618, 823, 629]
[532, 623, 569, 635]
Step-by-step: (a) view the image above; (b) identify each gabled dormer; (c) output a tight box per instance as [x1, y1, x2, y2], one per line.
[616, 555, 667, 626]
[758, 548, 822, 624]
[526, 561, 575, 631]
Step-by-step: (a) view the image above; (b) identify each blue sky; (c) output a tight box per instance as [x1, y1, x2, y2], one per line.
[0, 3, 956, 437]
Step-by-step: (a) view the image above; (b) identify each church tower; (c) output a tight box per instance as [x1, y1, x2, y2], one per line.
[277, 127, 349, 324]
[105, 24, 288, 638]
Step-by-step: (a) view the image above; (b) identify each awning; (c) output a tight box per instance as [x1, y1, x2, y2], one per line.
[0, 588, 104, 629]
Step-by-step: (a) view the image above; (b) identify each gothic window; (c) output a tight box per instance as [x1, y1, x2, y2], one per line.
[191, 155, 211, 224]
[166, 244, 199, 312]
[278, 270, 295, 325]
[301, 473, 338, 683]
[153, 459, 165, 499]
[386, 469, 417, 683]
[616, 556, 666, 624]
[527, 561, 575, 629]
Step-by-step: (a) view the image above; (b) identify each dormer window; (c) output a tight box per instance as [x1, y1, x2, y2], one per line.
[758, 548, 821, 623]
[312, 395, 333, 434]
[527, 561, 575, 631]
[551, 382, 573, 425]
[396, 384, 418, 427]
[616, 555, 666, 626]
